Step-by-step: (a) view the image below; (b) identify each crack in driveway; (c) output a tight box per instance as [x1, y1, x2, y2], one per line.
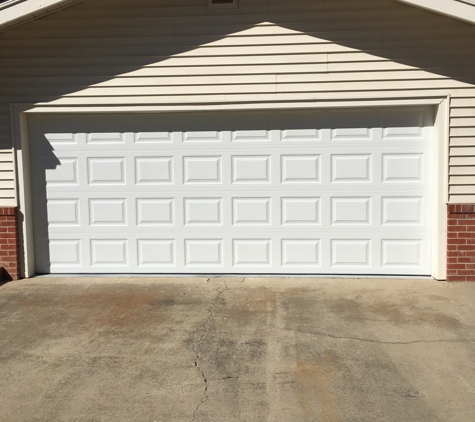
[191, 280, 228, 422]
[275, 326, 475, 345]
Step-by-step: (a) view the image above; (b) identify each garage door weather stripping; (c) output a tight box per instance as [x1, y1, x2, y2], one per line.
[29, 107, 433, 276]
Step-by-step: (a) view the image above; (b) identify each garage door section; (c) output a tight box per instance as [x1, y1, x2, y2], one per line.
[29, 108, 433, 275]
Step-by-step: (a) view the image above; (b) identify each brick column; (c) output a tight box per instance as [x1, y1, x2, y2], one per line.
[0, 207, 20, 281]
[447, 204, 475, 282]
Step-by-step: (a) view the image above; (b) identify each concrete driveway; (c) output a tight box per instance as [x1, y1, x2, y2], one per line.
[0, 277, 474, 422]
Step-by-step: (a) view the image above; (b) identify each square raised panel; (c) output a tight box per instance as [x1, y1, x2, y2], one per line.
[282, 240, 320, 267]
[232, 156, 270, 183]
[282, 198, 320, 225]
[184, 156, 222, 184]
[383, 109, 424, 140]
[330, 111, 376, 141]
[232, 198, 270, 225]
[331, 128, 372, 141]
[87, 133, 123, 144]
[185, 240, 223, 266]
[383, 154, 423, 182]
[233, 240, 271, 266]
[88, 158, 125, 185]
[138, 240, 175, 266]
[281, 155, 320, 183]
[184, 131, 222, 142]
[185, 198, 222, 225]
[47, 200, 79, 225]
[135, 132, 172, 143]
[90, 199, 126, 226]
[137, 199, 174, 225]
[331, 240, 371, 267]
[332, 155, 371, 183]
[91, 240, 128, 265]
[382, 240, 422, 267]
[49, 240, 81, 265]
[45, 158, 78, 185]
[382, 197, 422, 225]
[331, 198, 371, 225]
[45, 133, 76, 145]
[282, 129, 320, 142]
[232, 130, 270, 142]
[135, 157, 173, 184]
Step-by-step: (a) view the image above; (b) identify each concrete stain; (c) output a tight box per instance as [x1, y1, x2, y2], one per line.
[365, 300, 462, 330]
[294, 355, 341, 422]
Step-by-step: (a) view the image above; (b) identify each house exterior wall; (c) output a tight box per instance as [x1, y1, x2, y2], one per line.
[447, 204, 475, 281]
[0, 207, 19, 281]
[2, 0, 474, 203]
[0, 0, 474, 279]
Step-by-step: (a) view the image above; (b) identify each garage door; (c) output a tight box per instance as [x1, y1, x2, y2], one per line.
[29, 108, 433, 275]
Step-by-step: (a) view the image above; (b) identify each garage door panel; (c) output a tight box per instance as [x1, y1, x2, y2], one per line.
[30, 107, 433, 275]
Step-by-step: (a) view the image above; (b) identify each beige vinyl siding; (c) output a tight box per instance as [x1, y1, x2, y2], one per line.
[0, 0, 475, 203]
[450, 96, 475, 202]
[0, 150, 15, 206]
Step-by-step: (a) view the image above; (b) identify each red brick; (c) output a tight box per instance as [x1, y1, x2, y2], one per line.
[466, 276, 475, 282]
[447, 204, 458, 213]
[458, 257, 475, 263]
[448, 278, 467, 283]
[457, 269, 475, 276]
[458, 245, 475, 251]
[448, 225, 467, 232]
[449, 239, 467, 245]
[447, 264, 466, 270]
[458, 232, 475, 239]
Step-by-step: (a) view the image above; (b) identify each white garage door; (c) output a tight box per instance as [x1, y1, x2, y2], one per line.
[29, 108, 433, 275]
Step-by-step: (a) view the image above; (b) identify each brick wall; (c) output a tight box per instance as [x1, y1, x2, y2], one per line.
[0, 207, 20, 281]
[447, 204, 475, 282]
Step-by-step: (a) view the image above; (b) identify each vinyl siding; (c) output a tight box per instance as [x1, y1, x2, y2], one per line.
[0, 0, 475, 204]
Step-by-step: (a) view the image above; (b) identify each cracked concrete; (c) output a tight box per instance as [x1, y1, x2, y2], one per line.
[0, 277, 474, 421]
[191, 280, 228, 422]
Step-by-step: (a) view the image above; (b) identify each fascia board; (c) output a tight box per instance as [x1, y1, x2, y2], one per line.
[0, 0, 85, 30]
[395, 0, 475, 25]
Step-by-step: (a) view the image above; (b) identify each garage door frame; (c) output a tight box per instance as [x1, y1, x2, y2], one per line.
[11, 96, 450, 279]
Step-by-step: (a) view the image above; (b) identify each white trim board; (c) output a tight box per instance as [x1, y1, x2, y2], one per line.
[395, 0, 475, 25]
[0, 0, 85, 31]
[0, 0, 474, 32]
[11, 97, 450, 280]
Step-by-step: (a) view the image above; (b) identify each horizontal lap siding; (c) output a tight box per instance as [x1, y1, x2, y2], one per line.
[0, 0, 475, 203]
[450, 97, 475, 203]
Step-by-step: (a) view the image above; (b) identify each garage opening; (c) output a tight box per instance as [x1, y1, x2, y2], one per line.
[28, 107, 434, 275]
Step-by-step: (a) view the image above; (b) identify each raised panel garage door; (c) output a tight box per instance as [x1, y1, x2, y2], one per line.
[29, 108, 433, 275]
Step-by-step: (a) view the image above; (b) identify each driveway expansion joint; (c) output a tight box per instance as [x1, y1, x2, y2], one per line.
[191, 280, 228, 422]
